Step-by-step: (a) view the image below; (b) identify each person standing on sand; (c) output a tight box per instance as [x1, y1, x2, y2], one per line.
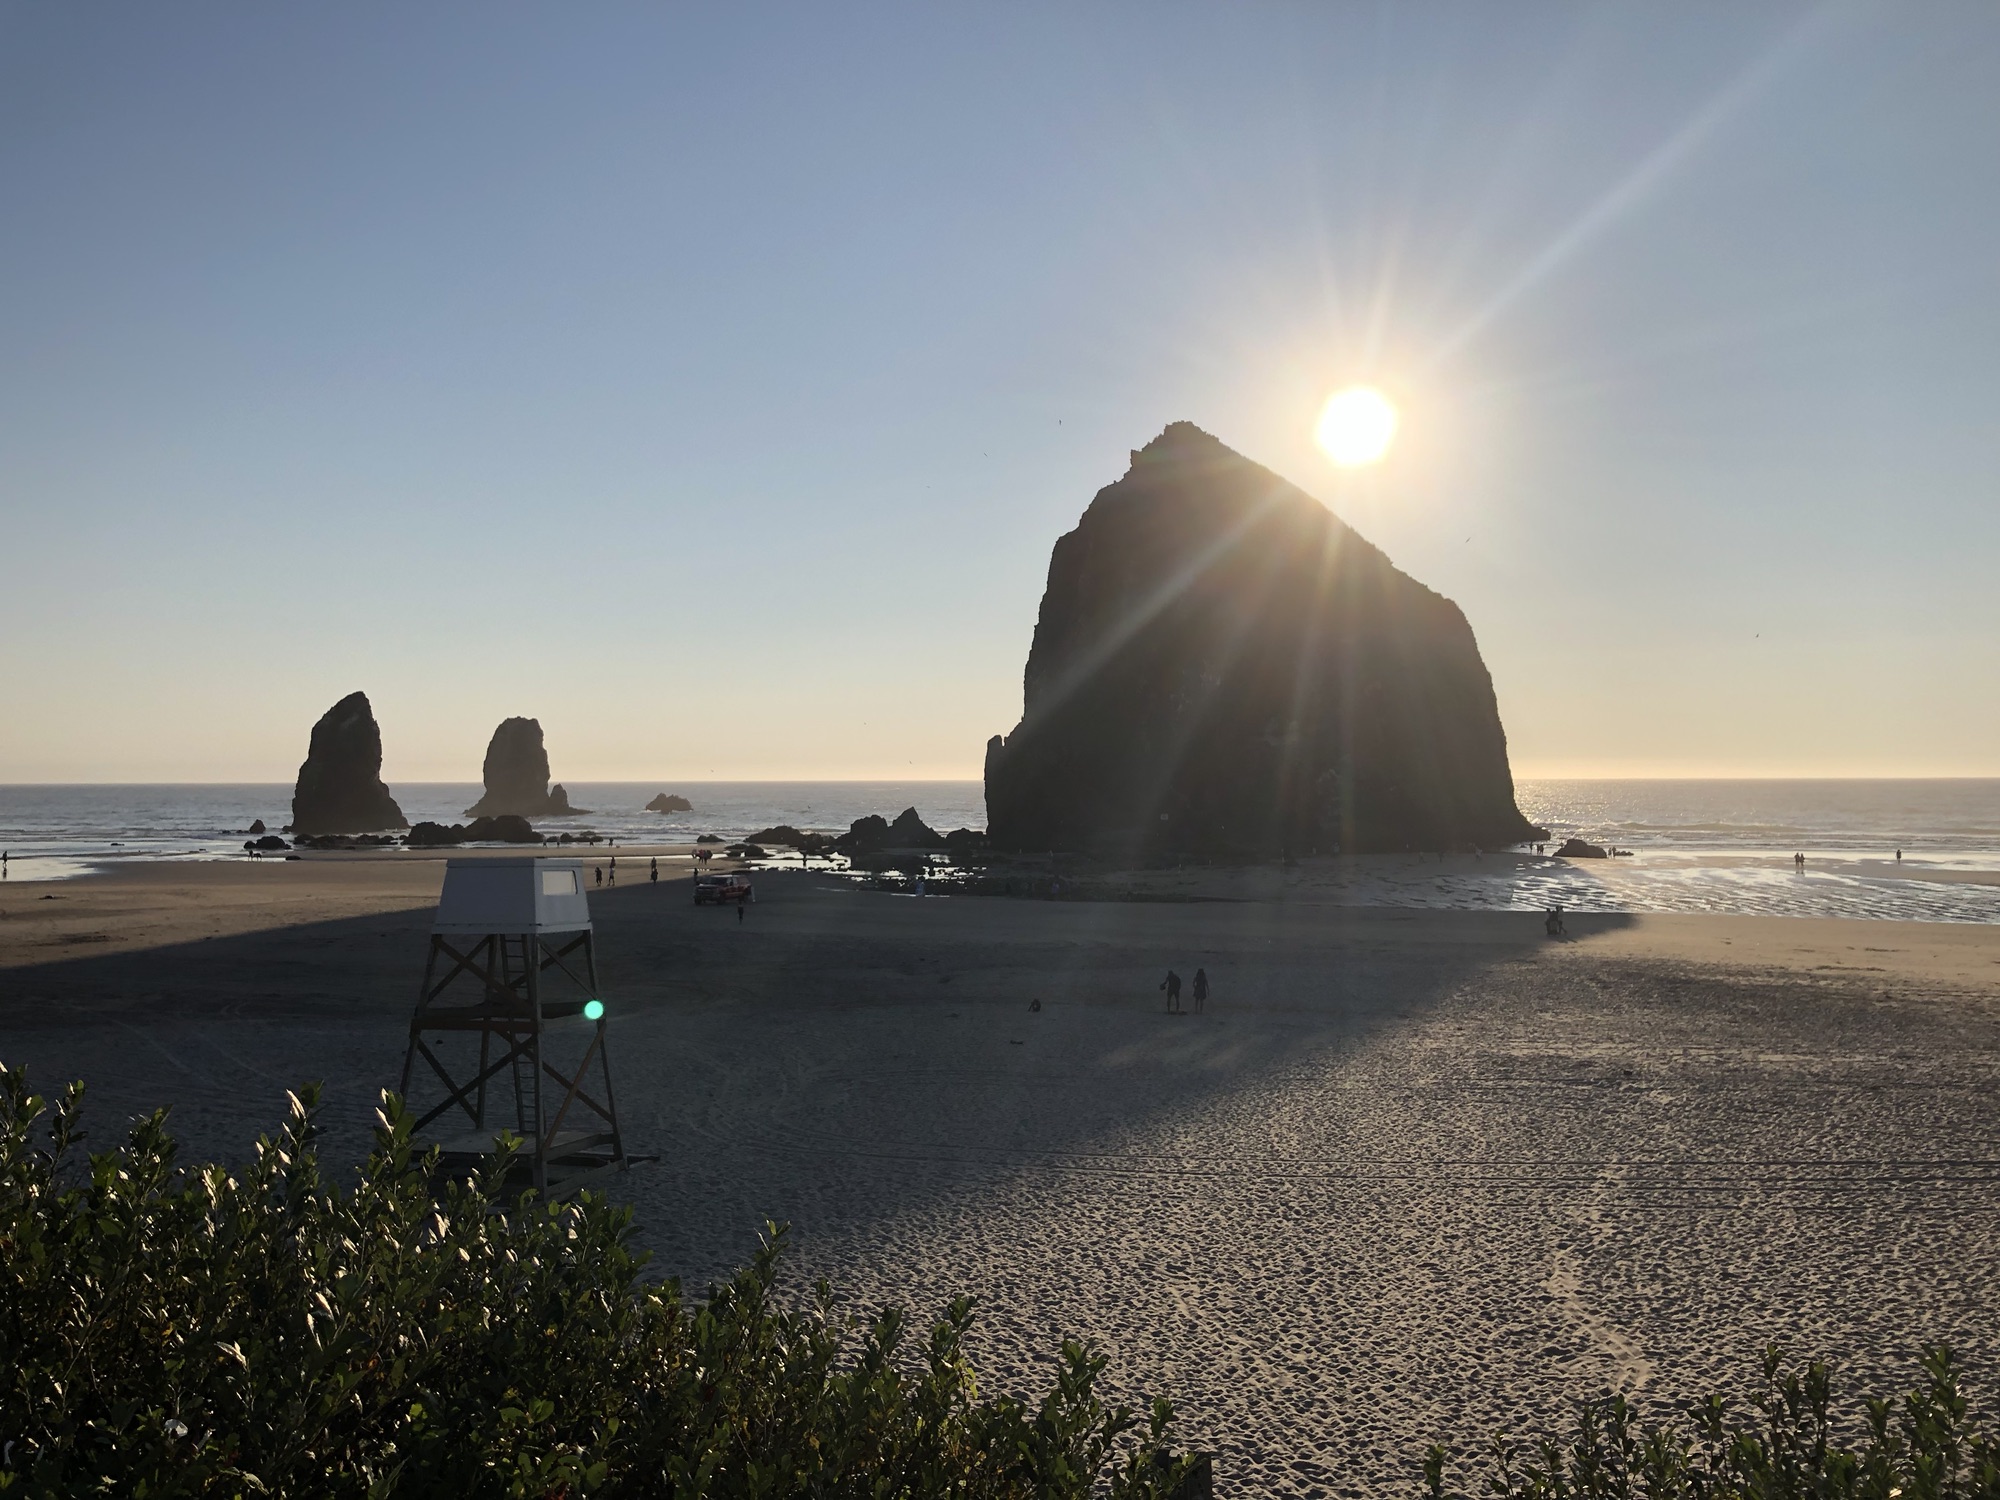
[609, 857, 617, 887]
[1192, 968, 1209, 1014]
[595, 866, 603, 888]
[1161, 969, 1182, 1014]
[649, 857, 658, 883]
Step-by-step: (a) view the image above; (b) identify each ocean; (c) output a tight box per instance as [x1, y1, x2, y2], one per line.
[1, 779, 1997, 922]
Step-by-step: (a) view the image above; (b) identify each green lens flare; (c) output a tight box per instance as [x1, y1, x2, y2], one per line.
[583, 999, 605, 1021]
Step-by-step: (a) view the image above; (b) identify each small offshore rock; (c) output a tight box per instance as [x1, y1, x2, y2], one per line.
[1555, 837, 1609, 859]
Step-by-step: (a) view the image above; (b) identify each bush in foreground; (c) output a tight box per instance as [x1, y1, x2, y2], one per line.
[1424, 1345, 2000, 1500]
[0, 1066, 1195, 1498]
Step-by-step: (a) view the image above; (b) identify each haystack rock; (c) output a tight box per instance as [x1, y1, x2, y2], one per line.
[984, 423, 1543, 856]
[291, 692, 407, 835]
[465, 717, 588, 817]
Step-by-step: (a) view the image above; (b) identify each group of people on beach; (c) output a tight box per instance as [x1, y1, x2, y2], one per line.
[593, 856, 663, 888]
[1159, 967, 1209, 1014]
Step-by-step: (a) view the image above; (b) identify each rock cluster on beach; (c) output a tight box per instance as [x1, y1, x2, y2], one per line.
[290, 692, 408, 836]
[465, 718, 585, 817]
[408, 815, 541, 847]
[984, 423, 1544, 857]
[836, 808, 945, 855]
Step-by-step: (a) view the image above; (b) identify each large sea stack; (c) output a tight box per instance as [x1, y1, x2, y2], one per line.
[465, 717, 582, 817]
[291, 692, 407, 835]
[984, 423, 1541, 856]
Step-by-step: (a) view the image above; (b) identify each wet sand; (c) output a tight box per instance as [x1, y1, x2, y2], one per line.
[4, 856, 1998, 1497]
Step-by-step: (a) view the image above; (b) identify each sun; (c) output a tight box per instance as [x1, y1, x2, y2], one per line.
[1315, 387, 1398, 467]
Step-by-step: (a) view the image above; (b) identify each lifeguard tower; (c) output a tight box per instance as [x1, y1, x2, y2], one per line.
[399, 857, 630, 1195]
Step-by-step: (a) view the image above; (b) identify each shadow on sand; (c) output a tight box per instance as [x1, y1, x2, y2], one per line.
[2, 870, 1633, 1286]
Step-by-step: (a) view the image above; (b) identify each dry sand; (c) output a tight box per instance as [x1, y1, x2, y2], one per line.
[4, 853, 1998, 1497]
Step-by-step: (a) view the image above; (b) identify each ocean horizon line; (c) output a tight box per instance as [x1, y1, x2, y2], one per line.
[6, 774, 2000, 789]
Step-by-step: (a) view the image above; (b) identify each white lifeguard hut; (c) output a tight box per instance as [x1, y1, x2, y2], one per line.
[398, 857, 630, 1195]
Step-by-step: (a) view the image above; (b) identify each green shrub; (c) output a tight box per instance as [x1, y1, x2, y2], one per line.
[0, 1065, 1195, 1499]
[1423, 1345, 2000, 1500]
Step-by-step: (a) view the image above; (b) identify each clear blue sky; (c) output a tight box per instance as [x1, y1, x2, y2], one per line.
[4, 3, 1997, 782]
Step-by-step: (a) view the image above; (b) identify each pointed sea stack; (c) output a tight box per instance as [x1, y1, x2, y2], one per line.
[466, 717, 586, 817]
[984, 423, 1542, 857]
[291, 692, 407, 835]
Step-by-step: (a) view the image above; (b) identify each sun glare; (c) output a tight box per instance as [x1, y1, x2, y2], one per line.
[1315, 387, 1398, 467]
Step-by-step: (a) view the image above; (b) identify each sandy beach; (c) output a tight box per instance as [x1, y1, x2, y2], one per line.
[4, 854, 1997, 1497]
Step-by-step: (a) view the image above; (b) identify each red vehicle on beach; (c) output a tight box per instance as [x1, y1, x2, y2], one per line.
[694, 872, 754, 906]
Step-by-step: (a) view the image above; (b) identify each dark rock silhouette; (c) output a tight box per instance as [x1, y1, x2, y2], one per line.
[888, 808, 945, 848]
[462, 815, 540, 844]
[291, 692, 407, 836]
[646, 793, 693, 814]
[406, 821, 465, 848]
[747, 825, 806, 845]
[293, 832, 399, 850]
[832, 809, 944, 855]
[466, 718, 587, 817]
[1555, 837, 1609, 859]
[833, 815, 892, 853]
[984, 423, 1543, 857]
[247, 819, 267, 835]
[243, 834, 288, 852]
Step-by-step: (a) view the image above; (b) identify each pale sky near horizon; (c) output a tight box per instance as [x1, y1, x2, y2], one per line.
[4, 4, 1998, 785]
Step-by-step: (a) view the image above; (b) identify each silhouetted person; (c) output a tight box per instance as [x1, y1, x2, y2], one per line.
[1896, 848, 1902, 863]
[1192, 967, 1209, 1013]
[736, 899, 745, 924]
[1161, 969, 1182, 1013]
[608, 857, 616, 887]
[1544, 907, 1566, 938]
[595, 866, 603, 887]
[650, 857, 658, 883]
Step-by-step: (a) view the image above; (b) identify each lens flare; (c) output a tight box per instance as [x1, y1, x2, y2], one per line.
[1315, 388, 1398, 467]
[583, 998, 605, 1021]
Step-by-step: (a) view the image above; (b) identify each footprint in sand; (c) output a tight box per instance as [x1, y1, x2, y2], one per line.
[1541, 1162, 1655, 1393]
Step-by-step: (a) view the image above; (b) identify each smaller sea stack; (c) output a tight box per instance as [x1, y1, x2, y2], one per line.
[465, 717, 586, 817]
[291, 692, 407, 835]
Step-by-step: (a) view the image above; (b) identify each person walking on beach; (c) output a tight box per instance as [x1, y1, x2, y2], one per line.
[594, 866, 603, 888]
[1161, 969, 1182, 1014]
[649, 856, 658, 884]
[608, 857, 617, 887]
[1192, 967, 1209, 1014]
